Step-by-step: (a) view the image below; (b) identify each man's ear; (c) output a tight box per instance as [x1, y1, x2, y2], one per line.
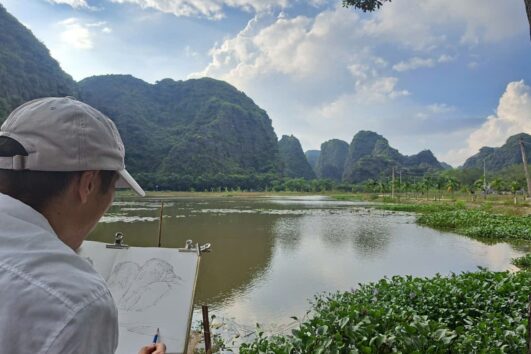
[77, 171, 99, 204]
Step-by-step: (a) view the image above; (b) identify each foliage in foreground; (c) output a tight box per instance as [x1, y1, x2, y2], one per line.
[240, 270, 531, 353]
[417, 210, 531, 241]
[513, 254, 531, 270]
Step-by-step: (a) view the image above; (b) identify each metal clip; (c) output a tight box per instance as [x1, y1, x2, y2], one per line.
[106, 232, 129, 249]
[199, 243, 211, 253]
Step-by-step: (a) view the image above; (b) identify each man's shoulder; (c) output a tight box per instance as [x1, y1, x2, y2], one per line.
[0, 212, 113, 311]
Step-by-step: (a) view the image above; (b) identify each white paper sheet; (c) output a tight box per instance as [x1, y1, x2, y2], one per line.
[78, 241, 200, 354]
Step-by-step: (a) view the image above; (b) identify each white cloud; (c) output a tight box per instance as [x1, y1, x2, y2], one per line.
[393, 55, 455, 72]
[48, 0, 90, 7]
[427, 103, 456, 114]
[58, 18, 94, 49]
[57, 18, 111, 50]
[393, 57, 435, 72]
[109, 0, 291, 19]
[443, 80, 531, 166]
[363, 0, 525, 50]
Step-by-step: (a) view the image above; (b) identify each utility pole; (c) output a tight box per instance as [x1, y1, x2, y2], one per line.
[483, 160, 487, 200]
[399, 170, 402, 200]
[391, 167, 395, 199]
[519, 137, 531, 199]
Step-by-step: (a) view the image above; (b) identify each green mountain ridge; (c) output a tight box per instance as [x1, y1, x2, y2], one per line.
[79, 75, 281, 178]
[343, 131, 443, 183]
[0, 4, 75, 121]
[278, 135, 316, 180]
[316, 139, 349, 182]
[462, 133, 531, 170]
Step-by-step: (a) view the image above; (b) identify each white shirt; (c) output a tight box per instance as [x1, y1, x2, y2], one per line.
[0, 193, 118, 354]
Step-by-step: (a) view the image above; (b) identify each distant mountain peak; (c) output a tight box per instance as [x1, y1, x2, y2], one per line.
[342, 131, 442, 183]
[278, 135, 316, 179]
[463, 132, 531, 170]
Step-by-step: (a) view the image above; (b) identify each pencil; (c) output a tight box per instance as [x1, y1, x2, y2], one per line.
[152, 328, 159, 344]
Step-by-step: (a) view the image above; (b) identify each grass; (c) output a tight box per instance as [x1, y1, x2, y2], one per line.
[512, 254, 531, 270]
[240, 270, 531, 353]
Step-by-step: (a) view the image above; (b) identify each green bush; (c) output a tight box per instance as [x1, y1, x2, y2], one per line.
[417, 210, 531, 241]
[240, 270, 531, 353]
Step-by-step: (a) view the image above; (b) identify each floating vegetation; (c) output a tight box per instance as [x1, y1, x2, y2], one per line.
[99, 215, 159, 223]
[191, 208, 355, 216]
[418, 210, 531, 241]
[240, 270, 531, 353]
[193, 208, 258, 214]
[121, 207, 159, 211]
[376, 203, 465, 214]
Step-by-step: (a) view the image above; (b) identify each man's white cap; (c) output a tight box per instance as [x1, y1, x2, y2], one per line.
[0, 97, 145, 196]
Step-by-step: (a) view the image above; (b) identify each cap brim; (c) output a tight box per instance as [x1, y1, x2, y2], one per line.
[115, 169, 146, 197]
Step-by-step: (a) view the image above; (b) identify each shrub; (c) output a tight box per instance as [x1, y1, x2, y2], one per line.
[240, 270, 531, 353]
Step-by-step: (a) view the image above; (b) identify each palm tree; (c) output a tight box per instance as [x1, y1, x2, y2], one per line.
[511, 180, 521, 205]
[490, 178, 504, 194]
[474, 178, 486, 199]
[445, 177, 459, 199]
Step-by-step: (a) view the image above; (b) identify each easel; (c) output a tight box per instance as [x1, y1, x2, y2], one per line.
[104, 200, 212, 354]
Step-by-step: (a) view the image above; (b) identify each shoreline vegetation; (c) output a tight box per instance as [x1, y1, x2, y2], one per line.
[114, 190, 531, 352]
[240, 270, 531, 353]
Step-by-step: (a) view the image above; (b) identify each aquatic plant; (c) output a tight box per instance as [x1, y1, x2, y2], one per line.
[417, 210, 531, 241]
[512, 254, 531, 270]
[240, 270, 531, 353]
[376, 203, 464, 214]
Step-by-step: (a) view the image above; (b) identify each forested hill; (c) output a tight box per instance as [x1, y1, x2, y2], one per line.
[342, 131, 443, 183]
[316, 139, 349, 182]
[0, 4, 75, 121]
[79, 75, 281, 180]
[278, 135, 316, 179]
[463, 133, 531, 170]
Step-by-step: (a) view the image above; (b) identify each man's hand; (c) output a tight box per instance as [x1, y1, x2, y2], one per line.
[138, 343, 166, 354]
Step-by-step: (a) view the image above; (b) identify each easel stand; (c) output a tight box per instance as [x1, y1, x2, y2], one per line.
[94, 229, 211, 354]
[202, 305, 212, 354]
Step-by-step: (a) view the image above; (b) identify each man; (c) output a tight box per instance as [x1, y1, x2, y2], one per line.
[0, 97, 165, 354]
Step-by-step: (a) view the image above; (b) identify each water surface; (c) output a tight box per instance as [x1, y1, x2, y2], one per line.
[88, 195, 528, 340]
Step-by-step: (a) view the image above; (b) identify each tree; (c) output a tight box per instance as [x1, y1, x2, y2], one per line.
[342, 0, 392, 12]
[445, 176, 459, 198]
[344, 0, 531, 40]
[511, 180, 522, 204]
[490, 178, 504, 194]
[526, 0, 531, 39]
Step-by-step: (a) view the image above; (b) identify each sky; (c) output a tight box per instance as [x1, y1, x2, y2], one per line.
[2, 0, 531, 166]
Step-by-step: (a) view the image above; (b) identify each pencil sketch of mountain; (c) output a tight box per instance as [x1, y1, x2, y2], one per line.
[107, 258, 182, 312]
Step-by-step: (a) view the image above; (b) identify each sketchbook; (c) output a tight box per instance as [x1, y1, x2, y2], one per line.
[77, 241, 200, 354]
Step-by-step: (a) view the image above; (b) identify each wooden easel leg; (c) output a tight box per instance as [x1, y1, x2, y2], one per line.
[202, 305, 212, 354]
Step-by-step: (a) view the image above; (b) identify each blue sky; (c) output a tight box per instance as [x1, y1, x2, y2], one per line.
[2, 0, 531, 166]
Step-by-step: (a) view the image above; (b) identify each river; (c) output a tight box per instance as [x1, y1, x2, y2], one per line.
[87, 195, 528, 346]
